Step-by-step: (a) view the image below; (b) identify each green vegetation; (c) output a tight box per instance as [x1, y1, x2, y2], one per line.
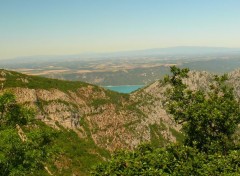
[91, 98, 110, 108]
[48, 128, 110, 175]
[2, 66, 240, 175]
[169, 127, 184, 143]
[0, 92, 56, 175]
[92, 143, 240, 176]
[105, 90, 129, 106]
[2, 69, 90, 92]
[92, 67, 240, 175]
[2, 69, 132, 108]
[149, 124, 167, 147]
[0, 92, 109, 175]
[165, 66, 240, 153]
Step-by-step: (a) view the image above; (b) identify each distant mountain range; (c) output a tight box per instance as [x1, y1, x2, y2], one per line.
[1, 46, 240, 64]
[97, 46, 240, 57]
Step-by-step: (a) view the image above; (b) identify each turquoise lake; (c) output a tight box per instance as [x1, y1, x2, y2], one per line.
[104, 85, 144, 93]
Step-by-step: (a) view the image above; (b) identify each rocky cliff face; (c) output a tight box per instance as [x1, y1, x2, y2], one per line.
[130, 69, 240, 145]
[0, 69, 181, 152]
[0, 69, 239, 152]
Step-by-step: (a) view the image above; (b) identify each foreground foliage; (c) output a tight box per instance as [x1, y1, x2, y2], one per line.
[92, 144, 240, 176]
[165, 66, 240, 153]
[0, 92, 57, 176]
[0, 92, 109, 175]
[92, 67, 240, 175]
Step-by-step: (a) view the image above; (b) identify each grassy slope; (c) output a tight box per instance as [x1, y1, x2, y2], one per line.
[2, 69, 89, 92]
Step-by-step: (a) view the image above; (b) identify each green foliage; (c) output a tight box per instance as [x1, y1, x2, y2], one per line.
[0, 92, 35, 127]
[91, 98, 109, 108]
[149, 124, 168, 147]
[92, 67, 240, 175]
[0, 92, 109, 175]
[91, 144, 240, 176]
[105, 90, 129, 106]
[0, 127, 57, 176]
[169, 127, 184, 143]
[47, 128, 110, 176]
[0, 93, 34, 127]
[166, 66, 240, 153]
[0, 93, 56, 176]
[3, 70, 89, 92]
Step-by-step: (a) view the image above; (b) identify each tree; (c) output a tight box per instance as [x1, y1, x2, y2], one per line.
[91, 67, 240, 175]
[91, 143, 240, 176]
[0, 92, 34, 127]
[0, 92, 56, 175]
[165, 66, 240, 153]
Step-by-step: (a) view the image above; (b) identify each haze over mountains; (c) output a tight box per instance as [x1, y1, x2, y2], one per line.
[1, 47, 240, 86]
[1, 46, 240, 63]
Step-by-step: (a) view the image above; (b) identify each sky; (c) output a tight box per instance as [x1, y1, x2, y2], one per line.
[0, 0, 240, 59]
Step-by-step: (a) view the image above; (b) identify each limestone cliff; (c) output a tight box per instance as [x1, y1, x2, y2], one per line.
[1, 68, 239, 152]
[0, 69, 180, 152]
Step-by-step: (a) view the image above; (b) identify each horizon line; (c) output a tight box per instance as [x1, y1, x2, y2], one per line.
[1, 45, 240, 61]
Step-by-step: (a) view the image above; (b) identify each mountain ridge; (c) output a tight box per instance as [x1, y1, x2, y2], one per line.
[0, 69, 180, 151]
[1, 68, 240, 175]
[2, 46, 240, 62]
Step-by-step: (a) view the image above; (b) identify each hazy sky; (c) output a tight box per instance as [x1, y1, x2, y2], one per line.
[1, 0, 240, 59]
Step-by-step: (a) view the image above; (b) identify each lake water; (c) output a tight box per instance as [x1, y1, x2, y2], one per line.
[104, 85, 144, 93]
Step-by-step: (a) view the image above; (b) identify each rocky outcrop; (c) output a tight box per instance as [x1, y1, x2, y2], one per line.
[1, 68, 239, 152]
[228, 69, 240, 98]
